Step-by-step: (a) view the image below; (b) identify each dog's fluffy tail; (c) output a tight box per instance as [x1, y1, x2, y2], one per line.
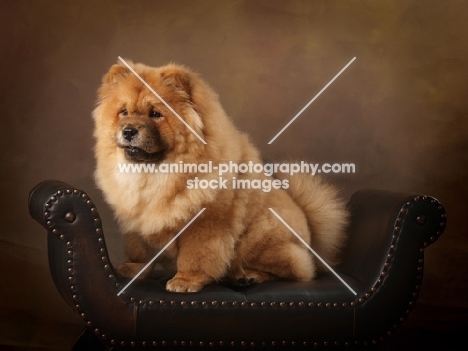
[280, 173, 349, 271]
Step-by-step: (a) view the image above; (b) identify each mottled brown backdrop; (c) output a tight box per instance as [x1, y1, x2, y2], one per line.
[1, 0, 467, 349]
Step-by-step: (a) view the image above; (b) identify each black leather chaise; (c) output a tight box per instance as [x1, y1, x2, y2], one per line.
[28, 180, 446, 350]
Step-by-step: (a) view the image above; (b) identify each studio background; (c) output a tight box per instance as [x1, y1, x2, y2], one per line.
[1, 0, 467, 349]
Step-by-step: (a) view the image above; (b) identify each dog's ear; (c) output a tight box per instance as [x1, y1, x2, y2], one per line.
[160, 66, 193, 97]
[102, 62, 131, 84]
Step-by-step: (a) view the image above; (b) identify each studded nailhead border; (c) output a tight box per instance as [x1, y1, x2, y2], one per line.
[43, 190, 446, 348]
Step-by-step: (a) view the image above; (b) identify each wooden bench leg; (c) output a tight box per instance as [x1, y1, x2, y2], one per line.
[73, 328, 107, 351]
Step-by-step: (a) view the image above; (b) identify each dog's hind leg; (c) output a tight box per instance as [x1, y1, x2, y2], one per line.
[233, 242, 316, 286]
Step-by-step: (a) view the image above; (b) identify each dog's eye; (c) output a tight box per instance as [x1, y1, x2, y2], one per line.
[120, 109, 128, 116]
[149, 110, 162, 118]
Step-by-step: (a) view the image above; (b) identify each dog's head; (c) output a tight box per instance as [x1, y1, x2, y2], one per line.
[94, 61, 211, 163]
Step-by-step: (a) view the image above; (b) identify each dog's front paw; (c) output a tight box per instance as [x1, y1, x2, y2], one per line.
[166, 274, 206, 293]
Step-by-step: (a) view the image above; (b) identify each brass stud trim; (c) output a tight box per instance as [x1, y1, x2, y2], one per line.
[48, 188, 446, 348]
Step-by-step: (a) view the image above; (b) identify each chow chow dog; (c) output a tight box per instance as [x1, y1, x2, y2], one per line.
[93, 60, 349, 292]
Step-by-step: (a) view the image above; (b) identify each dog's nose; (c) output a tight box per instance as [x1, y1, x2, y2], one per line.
[123, 127, 138, 141]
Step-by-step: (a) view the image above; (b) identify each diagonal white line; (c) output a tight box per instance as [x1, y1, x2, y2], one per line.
[117, 208, 206, 296]
[268, 57, 356, 144]
[117, 56, 207, 145]
[268, 207, 357, 295]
